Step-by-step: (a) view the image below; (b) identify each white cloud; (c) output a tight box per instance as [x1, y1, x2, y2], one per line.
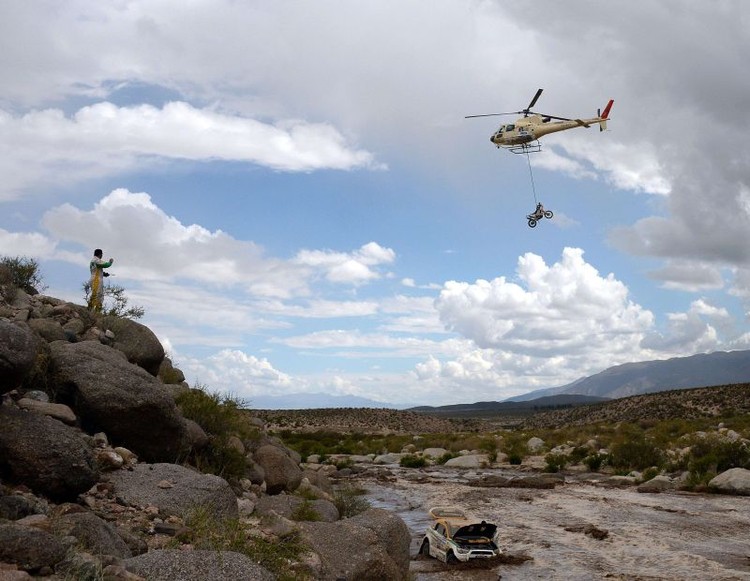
[436, 248, 654, 358]
[0, 102, 378, 200]
[294, 242, 395, 285]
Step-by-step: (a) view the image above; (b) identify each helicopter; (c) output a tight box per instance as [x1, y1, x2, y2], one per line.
[466, 89, 614, 154]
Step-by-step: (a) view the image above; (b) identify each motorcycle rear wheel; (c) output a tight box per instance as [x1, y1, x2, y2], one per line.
[528, 219, 537, 228]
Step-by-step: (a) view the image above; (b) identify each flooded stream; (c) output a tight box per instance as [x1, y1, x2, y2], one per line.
[354, 466, 750, 580]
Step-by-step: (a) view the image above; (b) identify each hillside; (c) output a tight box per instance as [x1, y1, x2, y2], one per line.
[521, 382, 750, 429]
[512, 350, 750, 401]
[252, 407, 484, 434]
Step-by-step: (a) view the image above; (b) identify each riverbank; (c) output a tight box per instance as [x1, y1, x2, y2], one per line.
[354, 465, 750, 580]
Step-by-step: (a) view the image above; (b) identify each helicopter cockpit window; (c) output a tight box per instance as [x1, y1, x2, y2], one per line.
[498, 125, 505, 132]
[506, 124, 515, 131]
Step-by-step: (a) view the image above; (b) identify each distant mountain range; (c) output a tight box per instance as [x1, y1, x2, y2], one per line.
[507, 349, 750, 402]
[251, 350, 750, 411]
[250, 392, 410, 410]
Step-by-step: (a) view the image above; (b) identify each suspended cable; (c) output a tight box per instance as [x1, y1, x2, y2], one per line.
[525, 149, 538, 204]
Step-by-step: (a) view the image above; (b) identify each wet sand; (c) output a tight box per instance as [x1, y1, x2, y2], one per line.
[357, 466, 750, 580]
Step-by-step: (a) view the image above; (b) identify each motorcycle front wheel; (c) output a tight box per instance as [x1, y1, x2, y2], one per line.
[544, 211, 553, 219]
[527, 219, 537, 228]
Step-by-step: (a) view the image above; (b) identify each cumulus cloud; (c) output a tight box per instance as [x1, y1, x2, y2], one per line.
[0, 102, 378, 200]
[436, 248, 654, 358]
[294, 242, 395, 285]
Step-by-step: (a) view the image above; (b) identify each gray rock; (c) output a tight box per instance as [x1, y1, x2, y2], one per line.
[299, 508, 410, 580]
[0, 495, 41, 520]
[0, 320, 38, 389]
[0, 407, 99, 502]
[109, 463, 238, 519]
[16, 398, 77, 424]
[253, 444, 302, 495]
[0, 522, 67, 571]
[49, 341, 187, 462]
[124, 550, 274, 581]
[27, 318, 66, 343]
[51, 511, 132, 559]
[422, 447, 448, 458]
[444, 454, 488, 468]
[255, 494, 339, 522]
[99, 316, 164, 376]
[637, 475, 675, 493]
[709, 467, 750, 495]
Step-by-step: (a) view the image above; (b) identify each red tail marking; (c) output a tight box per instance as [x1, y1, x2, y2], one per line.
[601, 99, 614, 119]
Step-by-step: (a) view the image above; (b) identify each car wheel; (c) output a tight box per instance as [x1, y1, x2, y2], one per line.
[420, 539, 430, 556]
[446, 550, 458, 564]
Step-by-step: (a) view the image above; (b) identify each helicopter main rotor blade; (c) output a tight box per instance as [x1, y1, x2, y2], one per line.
[464, 111, 522, 119]
[525, 88, 543, 112]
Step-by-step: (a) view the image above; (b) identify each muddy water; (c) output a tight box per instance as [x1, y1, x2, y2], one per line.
[356, 466, 750, 580]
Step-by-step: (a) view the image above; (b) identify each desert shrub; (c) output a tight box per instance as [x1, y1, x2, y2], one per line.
[176, 386, 258, 482]
[333, 485, 371, 518]
[0, 255, 46, 299]
[181, 505, 307, 580]
[640, 466, 660, 482]
[291, 500, 321, 522]
[82, 281, 145, 319]
[479, 439, 499, 463]
[583, 453, 605, 471]
[687, 436, 750, 483]
[436, 451, 457, 465]
[500, 432, 529, 463]
[176, 386, 252, 438]
[544, 452, 568, 473]
[400, 454, 427, 468]
[608, 433, 664, 471]
[508, 453, 523, 465]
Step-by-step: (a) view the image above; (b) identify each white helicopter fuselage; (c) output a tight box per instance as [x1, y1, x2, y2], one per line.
[490, 114, 608, 147]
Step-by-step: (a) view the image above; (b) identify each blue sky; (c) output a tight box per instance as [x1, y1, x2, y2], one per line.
[3, 1, 750, 406]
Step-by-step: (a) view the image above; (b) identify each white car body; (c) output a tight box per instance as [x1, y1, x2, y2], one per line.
[419, 506, 501, 563]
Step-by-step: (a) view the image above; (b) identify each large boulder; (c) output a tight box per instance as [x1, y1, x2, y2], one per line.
[255, 494, 339, 522]
[99, 316, 164, 376]
[49, 341, 187, 462]
[444, 454, 489, 469]
[709, 467, 750, 495]
[0, 320, 38, 389]
[0, 522, 68, 572]
[0, 406, 99, 502]
[252, 444, 302, 495]
[51, 511, 132, 559]
[124, 550, 274, 581]
[108, 463, 238, 519]
[298, 509, 410, 581]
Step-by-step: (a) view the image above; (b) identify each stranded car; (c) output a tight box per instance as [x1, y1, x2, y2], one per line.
[419, 506, 501, 563]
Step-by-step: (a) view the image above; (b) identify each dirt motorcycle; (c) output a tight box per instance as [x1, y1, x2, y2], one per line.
[526, 207, 553, 228]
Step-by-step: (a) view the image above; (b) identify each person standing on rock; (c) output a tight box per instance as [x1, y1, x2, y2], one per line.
[88, 248, 113, 313]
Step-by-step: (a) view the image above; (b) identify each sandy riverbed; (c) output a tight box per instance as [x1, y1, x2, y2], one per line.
[355, 466, 750, 580]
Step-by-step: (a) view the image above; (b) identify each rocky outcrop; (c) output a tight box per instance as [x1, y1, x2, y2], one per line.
[0, 522, 68, 572]
[49, 341, 187, 462]
[252, 444, 303, 494]
[124, 550, 274, 581]
[99, 316, 165, 376]
[0, 406, 99, 502]
[50, 509, 133, 559]
[298, 508, 410, 581]
[0, 321, 38, 389]
[709, 467, 750, 495]
[108, 463, 239, 519]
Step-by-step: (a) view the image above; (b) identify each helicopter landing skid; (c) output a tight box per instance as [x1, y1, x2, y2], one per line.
[504, 141, 542, 154]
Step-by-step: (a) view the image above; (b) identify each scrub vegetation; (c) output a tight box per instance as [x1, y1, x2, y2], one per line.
[269, 386, 750, 489]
